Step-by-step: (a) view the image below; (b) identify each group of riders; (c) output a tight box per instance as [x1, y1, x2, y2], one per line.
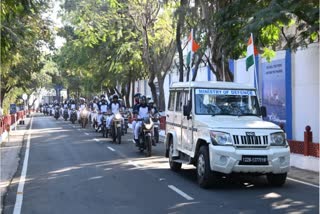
[40, 93, 160, 156]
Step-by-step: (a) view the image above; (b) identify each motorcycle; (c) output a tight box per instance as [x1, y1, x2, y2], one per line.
[110, 113, 123, 144]
[63, 108, 69, 121]
[43, 106, 48, 116]
[70, 109, 77, 124]
[80, 108, 89, 128]
[152, 112, 160, 144]
[101, 112, 111, 137]
[121, 110, 129, 134]
[54, 107, 60, 120]
[91, 110, 98, 130]
[49, 106, 53, 116]
[137, 116, 154, 157]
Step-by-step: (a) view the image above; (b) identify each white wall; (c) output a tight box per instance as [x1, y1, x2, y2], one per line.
[133, 44, 319, 142]
[233, 44, 319, 142]
[292, 43, 319, 142]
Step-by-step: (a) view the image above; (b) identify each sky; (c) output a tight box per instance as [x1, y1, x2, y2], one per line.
[41, 0, 66, 50]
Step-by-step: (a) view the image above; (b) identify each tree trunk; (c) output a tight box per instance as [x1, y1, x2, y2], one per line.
[125, 81, 131, 108]
[192, 52, 204, 81]
[156, 74, 166, 111]
[176, 0, 187, 82]
[148, 73, 158, 107]
[186, 66, 190, 82]
[131, 80, 135, 107]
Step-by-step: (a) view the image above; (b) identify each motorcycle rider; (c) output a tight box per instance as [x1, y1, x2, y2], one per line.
[53, 100, 60, 113]
[132, 93, 141, 139]
[91, 96, 99, 126]
[148, 99, 158, 115]
[77, 98, 86, 121]
[97, 94, 108, 132]
[62, 100, 69, 119]
[68, 98, 77, 120]
[106, 94, 123, 129]
[134, 96, 153, 146]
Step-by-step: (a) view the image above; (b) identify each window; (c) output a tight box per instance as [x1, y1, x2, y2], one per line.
[175, 90, 190, 112]
[194, 88, 260, 115]
[175, 91, 184, 112]
[168, 91, 176, 111]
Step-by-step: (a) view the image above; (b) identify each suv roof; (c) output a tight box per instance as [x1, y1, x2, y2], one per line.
[170, 81, 255, 90]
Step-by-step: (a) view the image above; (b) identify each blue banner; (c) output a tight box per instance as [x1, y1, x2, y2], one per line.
[10, 104, 17, 114]
[262, 59, 286, 126]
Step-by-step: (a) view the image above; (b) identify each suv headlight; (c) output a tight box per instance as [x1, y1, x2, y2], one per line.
[270, 132, 286, 146]
[210, 131, 232, 146]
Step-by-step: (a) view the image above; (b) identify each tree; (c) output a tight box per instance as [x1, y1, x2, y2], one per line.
[128, 0, 176, 110]
[55, 0, 146, 106]
[1, 0, 52, 107]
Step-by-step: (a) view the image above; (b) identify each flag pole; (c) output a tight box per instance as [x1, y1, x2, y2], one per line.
[189, 29, 193, 83]
[251, 33, 261, 105]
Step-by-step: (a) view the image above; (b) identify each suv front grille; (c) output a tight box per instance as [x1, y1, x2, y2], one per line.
[233, 135, 268, 147]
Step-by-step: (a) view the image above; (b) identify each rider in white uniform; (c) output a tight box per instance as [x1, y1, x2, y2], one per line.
[134, 96, 150, 146]
[77, 98, 86, 120]
[97, 95, 108, 131]
[91, 96, 99, 124]
[106, 95, 123, 128]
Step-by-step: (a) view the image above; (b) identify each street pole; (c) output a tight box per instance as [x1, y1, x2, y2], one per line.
[222, 52, 225, 82]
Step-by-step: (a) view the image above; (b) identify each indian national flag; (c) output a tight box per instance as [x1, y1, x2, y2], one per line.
[186, 30, 200, 67]
[246, 34, 259, 71]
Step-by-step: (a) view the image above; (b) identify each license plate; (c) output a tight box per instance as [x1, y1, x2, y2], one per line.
[240, 155, 268, 165]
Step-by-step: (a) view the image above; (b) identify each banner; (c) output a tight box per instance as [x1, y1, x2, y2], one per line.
[262, 59, 286, 126]
[10, 104, 17, 114]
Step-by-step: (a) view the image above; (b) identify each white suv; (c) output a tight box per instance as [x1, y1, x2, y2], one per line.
[164, 81, 290, 188]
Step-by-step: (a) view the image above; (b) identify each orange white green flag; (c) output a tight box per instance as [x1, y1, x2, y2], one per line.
[246, 33, 258, 71]
[186, 29, 200, 67]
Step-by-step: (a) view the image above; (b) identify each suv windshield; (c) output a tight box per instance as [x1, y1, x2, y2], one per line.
[195, 88, 261, 116]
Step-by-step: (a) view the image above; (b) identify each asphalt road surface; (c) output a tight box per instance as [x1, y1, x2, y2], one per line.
[2, 114, 319, 214]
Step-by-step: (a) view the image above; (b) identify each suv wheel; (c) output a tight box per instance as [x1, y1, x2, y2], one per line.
[266, 173, 287, 186]
[169, 140, 182, 172]
[197, 146, 215, 188]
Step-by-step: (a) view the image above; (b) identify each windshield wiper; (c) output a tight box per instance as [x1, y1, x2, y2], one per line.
[211, 113, 237, 117]
[237, 113, 260, 117]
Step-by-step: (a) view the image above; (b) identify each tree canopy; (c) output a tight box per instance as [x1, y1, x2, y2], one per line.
[1, 0, 318, 111]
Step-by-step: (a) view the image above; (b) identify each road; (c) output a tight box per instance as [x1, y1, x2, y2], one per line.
[2, 114, 319, 214]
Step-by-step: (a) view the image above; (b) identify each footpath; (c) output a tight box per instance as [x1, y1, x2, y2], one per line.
[0, 115, 32, 212]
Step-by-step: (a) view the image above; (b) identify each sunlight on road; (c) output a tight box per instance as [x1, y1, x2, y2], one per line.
[49, 166, 81, 174]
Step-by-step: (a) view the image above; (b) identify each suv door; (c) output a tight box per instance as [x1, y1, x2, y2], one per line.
[166, 91, 176, 141]
[181, 89, 193, 152]
[175, 90, 184, 150]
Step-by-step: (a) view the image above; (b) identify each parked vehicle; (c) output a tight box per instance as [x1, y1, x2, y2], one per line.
[164, 81, 290, 188]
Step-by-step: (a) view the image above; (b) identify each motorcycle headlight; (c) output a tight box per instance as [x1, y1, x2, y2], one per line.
[210, 131, 233, 146]
[270, 132, 286, 146]
[115, 113, 122, 120]
[144, 122, 154, 130]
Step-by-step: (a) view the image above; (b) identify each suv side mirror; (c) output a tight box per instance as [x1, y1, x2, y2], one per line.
[261, 106, 267, 117]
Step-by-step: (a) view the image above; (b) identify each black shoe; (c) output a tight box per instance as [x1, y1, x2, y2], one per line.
[152, 141, 156, 146]
[134, 139, 139, 147]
